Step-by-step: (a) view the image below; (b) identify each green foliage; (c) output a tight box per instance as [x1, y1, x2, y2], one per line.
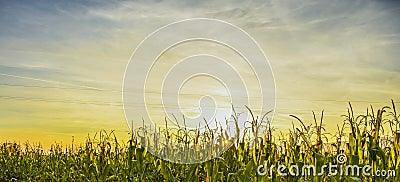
[1, 100, 399, 181]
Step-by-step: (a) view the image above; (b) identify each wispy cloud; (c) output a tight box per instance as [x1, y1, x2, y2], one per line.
[0, 0, 399, 146]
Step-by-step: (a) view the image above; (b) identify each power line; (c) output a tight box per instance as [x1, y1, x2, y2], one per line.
[0, 95, 123, 106]
[0, 83, 119, 92]
[0, 95, 394, 117]
[277, 98, 398, 104]
[1, 83, 397, 104]
[0, 73, 106, 91]
[1, 72, 398, 107]
[0, 95, 210, 109]
[1, 73, 398, 104]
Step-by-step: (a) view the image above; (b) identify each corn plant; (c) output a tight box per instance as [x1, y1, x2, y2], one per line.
[1, 100, 399, 181]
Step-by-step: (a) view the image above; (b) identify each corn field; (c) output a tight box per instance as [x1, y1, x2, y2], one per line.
[1, 100, 399, 181]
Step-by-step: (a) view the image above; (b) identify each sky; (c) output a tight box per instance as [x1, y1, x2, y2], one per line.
[0, 0, 399, 148]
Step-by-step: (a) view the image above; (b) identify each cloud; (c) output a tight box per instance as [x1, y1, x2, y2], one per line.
[0, 0, 399, 145]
